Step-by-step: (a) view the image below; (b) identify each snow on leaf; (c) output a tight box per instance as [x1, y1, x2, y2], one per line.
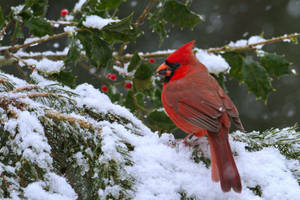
[83, 15, 120, 30]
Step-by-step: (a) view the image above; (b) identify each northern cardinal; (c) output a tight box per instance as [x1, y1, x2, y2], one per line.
[156, 41, 244, 193]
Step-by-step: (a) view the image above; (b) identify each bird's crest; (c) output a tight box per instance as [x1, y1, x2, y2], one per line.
[166, 40, 196, 65]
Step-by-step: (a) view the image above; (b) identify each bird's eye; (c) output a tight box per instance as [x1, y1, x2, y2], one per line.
[165, 60, 180, 69]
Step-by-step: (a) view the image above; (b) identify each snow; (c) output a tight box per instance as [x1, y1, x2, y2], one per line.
[21, 58, 64, 74]
[229, 35, 266, 49]
[195, 49, 230, 75]
[4, 111, 53, 170]
[74, 0, 88, 12]
[83, 15, 120, 30]
[1, 71, 300, 200]
[24, 173, 77, 200]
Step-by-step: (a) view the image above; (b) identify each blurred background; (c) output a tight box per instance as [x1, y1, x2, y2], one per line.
[1, 0, 300, 132]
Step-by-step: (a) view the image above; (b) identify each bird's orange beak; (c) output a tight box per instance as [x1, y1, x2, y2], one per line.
[156, 63, 170, 76]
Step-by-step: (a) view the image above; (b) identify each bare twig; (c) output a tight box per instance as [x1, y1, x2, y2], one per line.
[0, 32, 69, 53]
[0, 20, 12, 40]
[121, 32, 300, 60]
[117, 0, 157, 58]
[135, 0, 158, 26]
[206, 32, 300, 53]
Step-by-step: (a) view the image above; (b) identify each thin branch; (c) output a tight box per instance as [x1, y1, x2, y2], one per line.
[206, 32, 300, 53]
[0, 28, 87, 53]
[5, 32, 300, 66]
[135, 0, 158, 26]
[117, 0, 157, 58]
[6, 52, 31, 82]
[121, 32, 300, 60]
[0, 20, 12, 40]
[0, 32, 69, 53]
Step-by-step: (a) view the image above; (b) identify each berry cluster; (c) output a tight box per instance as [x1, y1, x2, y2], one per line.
[100, 73, 133, 93]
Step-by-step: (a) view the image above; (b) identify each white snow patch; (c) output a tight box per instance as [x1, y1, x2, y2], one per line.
[64, 26, 77, 34]
[20, 58, 64, 73]
[34, 58, 64, 74]
[4, 111, 52, 169]
[195, 49, 230, 74]
[229, 35, 266, 49]
[74, 0, 88, 12]
[83, 15, 119, 30]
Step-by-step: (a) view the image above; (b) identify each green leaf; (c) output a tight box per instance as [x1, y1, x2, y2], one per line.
[128, 51, 141, 72]
[134, 63, 154, 80]
[77, 30, 113, 68]
[260, 52, 292, 77]
[102, 13, 141, 42]
[125, 91, 135, 112]
[147, 110, 176, 132]
[133, 78, 153, 92]
[100, 0, 125, 10]
[24, 16, 53, 37]
[11, 20, 24, 40]
[242, 56, 273, 102]
[161, 0, 204, 29]
[24, 0, 48, 16]
[222, 52, 244, 81]
[135, 92, 144, 108]
[148, 12, 167, 43]
[65, 38, 80, 65]
[0, 7, 5, 28]
[51, 71, 76, 88]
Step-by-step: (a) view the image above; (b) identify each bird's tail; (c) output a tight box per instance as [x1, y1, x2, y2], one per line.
[208, 126, 242, 193]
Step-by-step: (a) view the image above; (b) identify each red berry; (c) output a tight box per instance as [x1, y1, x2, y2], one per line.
[125, 82, 132, 89]
[110, 73, 117, 81]
[60, 9, 69, 17]
[149, 58, 155, 63]
[106, 73, 112, 79]
[101, 85, 108, 93]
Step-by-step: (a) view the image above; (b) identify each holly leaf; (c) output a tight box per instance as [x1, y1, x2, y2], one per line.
[242, 56, 273, 102]
[128, 51, 141, 72]
[135, 92, 144, 108]
[222, 52, 245, 81]
[24, 16, 53, 37]
[134, 63, 154, 80]
[125, 90, 135, 112]
[148, 12, 167, 43]
[51, 71, 76, 88]
[11, 20, 24, 40]
[77, 30, 113, 68]
[24, 0, 48, 16]
[102, 13, 141, 42]
[0, 7, 5, 28]
[65, 38, 80, 65]
[260, 52, 292, 77]
[147, 110, 176, 132]
[161, 0, 204, 29]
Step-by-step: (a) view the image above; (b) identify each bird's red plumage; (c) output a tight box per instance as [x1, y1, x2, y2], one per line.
[158, 41, 244, 193]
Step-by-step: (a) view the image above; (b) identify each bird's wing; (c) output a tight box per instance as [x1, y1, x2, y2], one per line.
[164, 71, 224, 133]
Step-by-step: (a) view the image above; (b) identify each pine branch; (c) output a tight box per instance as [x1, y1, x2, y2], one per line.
[45, 109, 102, 133]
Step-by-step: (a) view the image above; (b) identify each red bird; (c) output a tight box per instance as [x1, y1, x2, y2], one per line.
[156, 41, 244, 193]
